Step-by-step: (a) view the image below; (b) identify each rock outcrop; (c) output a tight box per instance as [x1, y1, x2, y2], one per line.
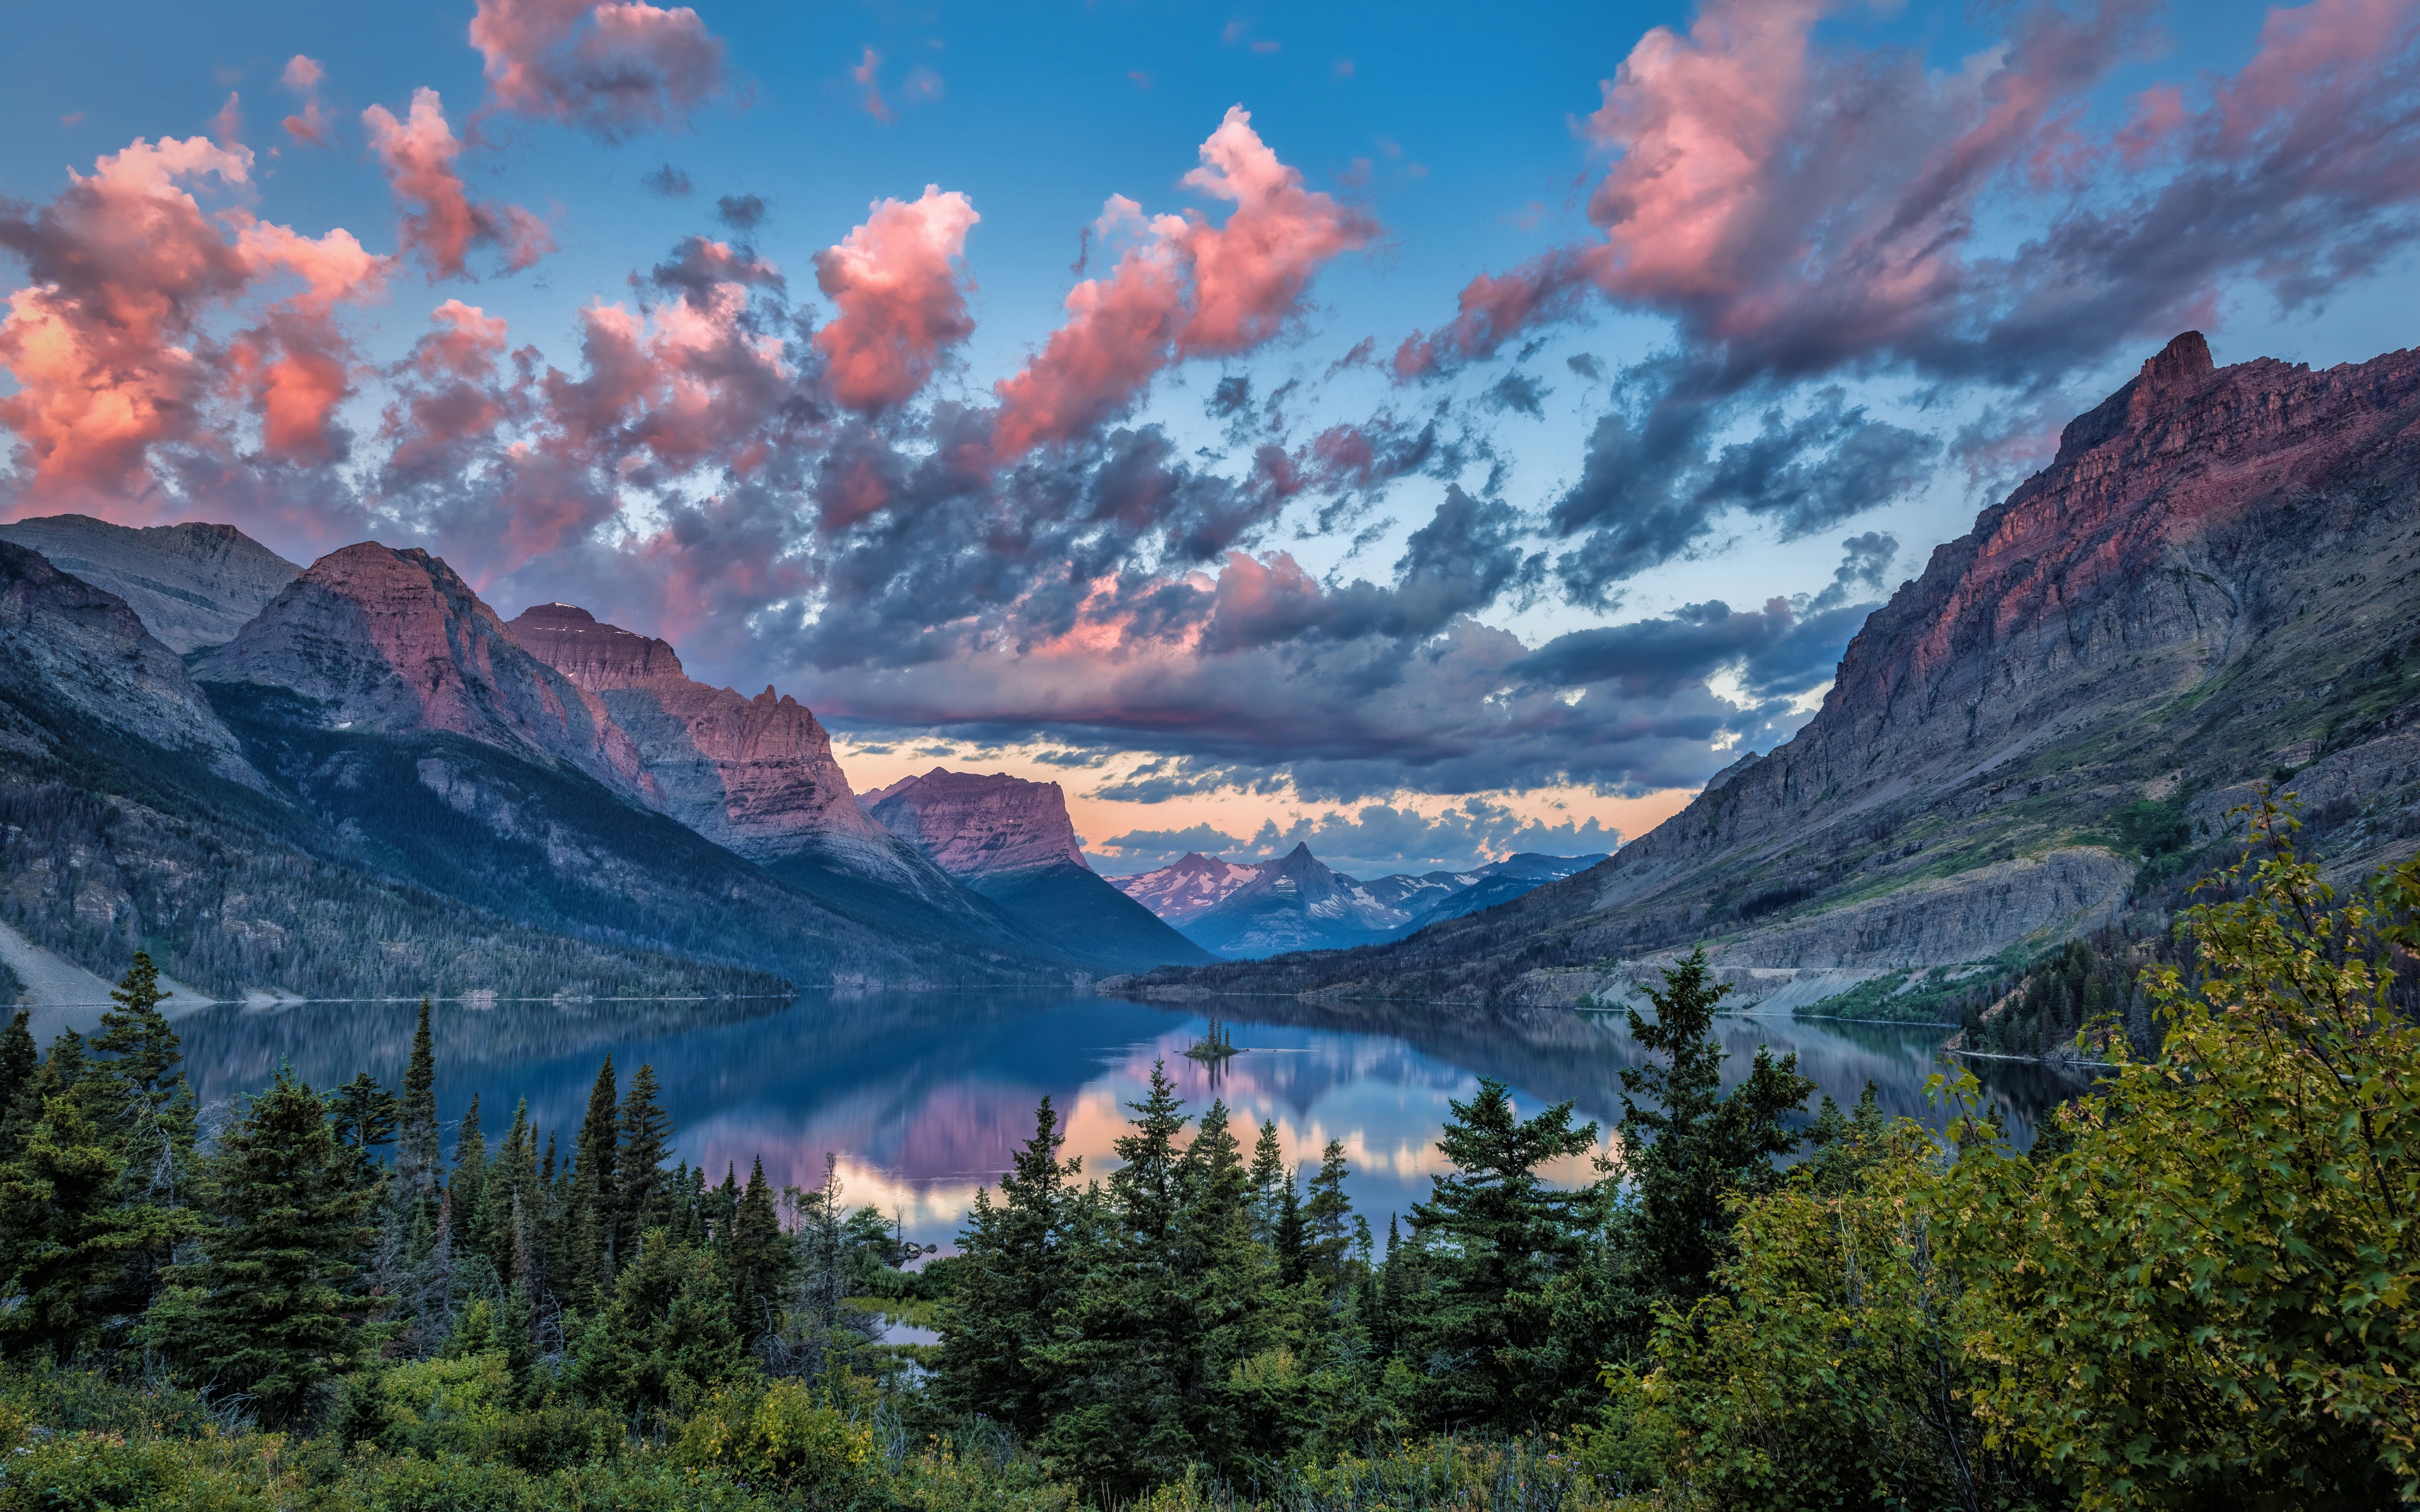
[195, 545, 652, 801]
[0, 540, 256, 784]
[1119, 334, 2420, 1004]
[504, 604, 892, 865]
[0, 515, 299, 653]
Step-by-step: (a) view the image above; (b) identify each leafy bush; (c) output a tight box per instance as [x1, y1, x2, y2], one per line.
[672, 1378, 872, 1496]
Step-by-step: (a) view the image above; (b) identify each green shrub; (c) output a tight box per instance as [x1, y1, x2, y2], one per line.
[672, 1378, 872, 1496]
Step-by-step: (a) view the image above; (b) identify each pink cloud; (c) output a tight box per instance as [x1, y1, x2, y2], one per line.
[1395, 0, 2420, 387]
[991, 106, 1376, 457]
[853, 47, 892, 122]
[280, 55, 336, 148]
[210, 92, 243, 148]
[470, 0, 731, 139]
[812, 186, 979, 413]
[0, 137, 395, 507]
[362, 89, 555, 280]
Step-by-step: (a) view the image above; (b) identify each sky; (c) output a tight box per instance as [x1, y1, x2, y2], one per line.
[3, 0, 2417, 880]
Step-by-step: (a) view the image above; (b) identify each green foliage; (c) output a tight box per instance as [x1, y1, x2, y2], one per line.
[150, 1065, 388, 1424]
[1939, 798, 2420, 1509]
[672, 1377, 872, 1494]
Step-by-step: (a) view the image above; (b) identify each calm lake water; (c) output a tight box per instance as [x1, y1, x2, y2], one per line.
[156, 991, 2075, 1252]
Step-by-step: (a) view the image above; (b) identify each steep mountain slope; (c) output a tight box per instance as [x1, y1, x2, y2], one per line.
[1106, 852, 1266, 924]
[188, 545, 1064, 988]
[1179, 844, 1428, 958]
[0, 547, 785, 1002]
[1119, 334, 2420, 1005]
[867, 769, 1215, 972]
[0, 515, 299, 653]
[195, 545, 652, 799]
[500, 605, 1027, 949]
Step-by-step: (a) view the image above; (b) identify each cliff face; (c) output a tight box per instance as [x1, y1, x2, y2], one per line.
[195, 545, 652, 802]
[1126, 334, 2420, 1003]
[504, 604, 890, 864]
[866, 769, 1218, 972]
[0, 515, 299, 653]
[0, 540, 255, 784]
[864, 769, 1091, 879]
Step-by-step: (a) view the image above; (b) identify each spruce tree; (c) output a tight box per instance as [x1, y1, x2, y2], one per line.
[1247, 1118, 1286, 1243]
[0, 1073, 126, 1360]
[1274, 1165, 1308, 1286]
[615, 1064, 673, 1259]
[396, 998, 440, 1197]
[1303, 1139, 1355, 1293]
[0, 1010, 37, 1155]
[1616, 946, 1814, 1303]
[727, 1157, 785, 1341]
[573, 1057, 618, 1283]
[330, 1074, 398, 1179]
[933, 1097, 1081, 1438]
[88, 956, 202, 1324]
[1405, 1079, 1599, 1429]
[152, 1068, 385, 1424]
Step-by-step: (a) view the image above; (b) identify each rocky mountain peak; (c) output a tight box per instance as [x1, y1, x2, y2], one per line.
[503, 603, 888, 861]
[1107, 851, 1267, 925]
[195, 543, 651, 799]
[0, 513, 301, 652]
[863, 768, 1090, 879]
[508, 602, 690, 691]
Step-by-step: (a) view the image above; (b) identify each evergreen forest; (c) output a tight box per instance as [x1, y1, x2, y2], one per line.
[0, 801, 2411, 1510]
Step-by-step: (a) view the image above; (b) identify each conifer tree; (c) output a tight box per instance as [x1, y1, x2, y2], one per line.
[396, 998, 440, 1198]
[86, 956, 203, 1324]
[1303, 1139, 1356, 1292]
[0, 1073, 126, 1360]
[0, 1010, 37, 1157]
[572, 1057, 618, 1283]
[1616, 946, 1814, 1304]
[933, 1097, 1081, 1437]
[1274, 1165, 1308, 1286]
[152, 1068, 385, 1424]
[1405, 1079, 1599, 1428]
[728, 1156, 785, 1341]
[1247, 1118, 1286, 1243]
[330, 1074, 397, 1187]
[615, 1064, 673, 1259]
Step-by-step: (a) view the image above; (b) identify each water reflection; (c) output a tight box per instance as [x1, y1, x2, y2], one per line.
[168, 991, 2073, 1250]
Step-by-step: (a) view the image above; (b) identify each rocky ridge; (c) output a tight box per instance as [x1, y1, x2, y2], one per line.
[863, 769, 1090, 878]
[1115, 334, 2420, 1006]
[1108, 852, 1268, 925]
[0, 515, 300, 653]
[504, 604, 893, 865]
[195, 545, 653, 802]
[0, 541, 256, 785]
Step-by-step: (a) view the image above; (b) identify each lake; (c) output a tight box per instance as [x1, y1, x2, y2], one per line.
[156, 990, 2075, 1252]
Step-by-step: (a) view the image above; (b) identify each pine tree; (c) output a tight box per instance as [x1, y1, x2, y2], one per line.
[1616, 946, 1814, 1304]
[1274, 1165, 1308, 1286]
[330, 1074, 398, 1183]
[615, 1064, 673, 1259]
[152, 1068, 386, 1424]
[1303, 1139, 1355, 1293]
[396, 998, 440, 1198]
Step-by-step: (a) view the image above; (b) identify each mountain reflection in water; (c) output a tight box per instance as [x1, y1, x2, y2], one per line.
[168, 991, 2071, 1250]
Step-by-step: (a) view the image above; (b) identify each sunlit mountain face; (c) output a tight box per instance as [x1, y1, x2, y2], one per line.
[164, 992, 2070, 1248]
[7, 0, 2413, 880]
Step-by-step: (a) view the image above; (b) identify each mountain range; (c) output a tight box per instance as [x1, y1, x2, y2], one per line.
[1107, 847, 1607, 958]
[0, 522, 1211, 1003]
[1114, 333, 2420, 1011]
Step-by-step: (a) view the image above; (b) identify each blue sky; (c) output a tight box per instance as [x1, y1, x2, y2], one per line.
[3, 0, 2416, 876]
